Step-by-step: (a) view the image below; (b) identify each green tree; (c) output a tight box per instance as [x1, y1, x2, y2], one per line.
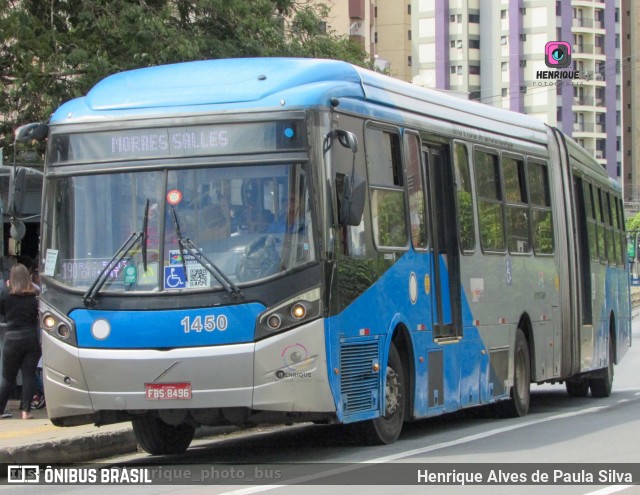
[0, 0, 368, 153]
[626, 210, 640, 233]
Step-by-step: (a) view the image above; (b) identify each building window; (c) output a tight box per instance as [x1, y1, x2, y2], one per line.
[408, 56, 412, 67]
[450, 40, 456, 48]
[469, 14, 480, 23]
[519, 60, 527, 67]
[520, 34, 527, 42]
[501, 36, 508, 45]
[408, 30, 411, 41]
[408, 4, 411, 15]
[450, 14, 456, 22]
[502, 88, 508, 97]
[469, 39, 480, 49]
[469, 65, 480, 75]
[501, 9, 507, 19]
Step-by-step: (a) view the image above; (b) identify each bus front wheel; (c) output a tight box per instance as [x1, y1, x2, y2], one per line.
[132, 415, 195, 455]
[358, 343, 405, 445]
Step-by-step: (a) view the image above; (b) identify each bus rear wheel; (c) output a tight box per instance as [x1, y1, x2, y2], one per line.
[497, 328, 530, 417]
[357, 343, 405, 445]
[590, 335, 614, 398]
[565, 378, 590, 397]
[132, 415, 195, 455]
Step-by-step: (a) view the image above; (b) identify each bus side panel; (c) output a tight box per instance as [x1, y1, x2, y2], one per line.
[324, 250, 494, 423]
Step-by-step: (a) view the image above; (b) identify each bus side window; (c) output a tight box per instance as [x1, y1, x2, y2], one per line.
[583, 181, 599, 261]
[474, 149, 505, 252]
[604, 192, 617, 266]
[503, 155, 530, 254]
[595, 187, 607, 263]
[616, 197, 626, 266]
[528, 161, 554, 255]
[453, 142, 475, 253]
[405, 132, 427, 250]
[366, 126, 407, 249]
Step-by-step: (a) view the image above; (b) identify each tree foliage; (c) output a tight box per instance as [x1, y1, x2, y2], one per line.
[626, 210, 640, 233]
[0, 0, 368, 152]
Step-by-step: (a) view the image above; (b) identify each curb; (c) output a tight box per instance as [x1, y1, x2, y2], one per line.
[0, 425, 239, 464]
[2, 429, 137, 464]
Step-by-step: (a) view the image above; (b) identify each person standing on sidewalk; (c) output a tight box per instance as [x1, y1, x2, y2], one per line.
[0, 264, 41, 420]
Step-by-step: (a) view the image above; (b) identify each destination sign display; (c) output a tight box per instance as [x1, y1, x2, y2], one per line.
[48, 120, 304, 165]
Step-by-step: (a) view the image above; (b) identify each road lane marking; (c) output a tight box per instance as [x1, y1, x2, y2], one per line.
[584, 486, 635, 495]
[218, 395, 640, 495]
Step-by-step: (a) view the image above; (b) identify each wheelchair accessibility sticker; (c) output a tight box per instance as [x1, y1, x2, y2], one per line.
[164, 265, 186, 289]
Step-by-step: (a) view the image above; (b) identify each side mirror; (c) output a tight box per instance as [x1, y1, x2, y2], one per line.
[337, 173, 366, 226]
[15, 122, 48, 143]
[8, 167, 28, 216]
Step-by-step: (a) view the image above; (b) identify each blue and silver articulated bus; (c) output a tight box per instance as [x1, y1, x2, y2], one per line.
[25, 58, 630, 454]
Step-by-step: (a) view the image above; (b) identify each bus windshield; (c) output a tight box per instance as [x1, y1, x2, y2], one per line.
[43, 163, 315, 292]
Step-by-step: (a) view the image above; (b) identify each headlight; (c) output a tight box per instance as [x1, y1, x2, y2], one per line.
[40, 301, 77, 346]
[255, 288, 322, 339]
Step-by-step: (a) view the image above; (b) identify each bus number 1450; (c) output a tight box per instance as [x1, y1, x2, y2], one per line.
[181, 314, 228, 333]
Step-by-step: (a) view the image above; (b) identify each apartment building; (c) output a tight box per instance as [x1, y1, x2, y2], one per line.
[412, 0, 623, 185]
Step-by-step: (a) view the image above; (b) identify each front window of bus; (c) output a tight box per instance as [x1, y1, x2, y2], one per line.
[43, 164, 315, 292]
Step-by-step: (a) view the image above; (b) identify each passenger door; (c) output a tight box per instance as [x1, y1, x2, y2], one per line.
[423, 145, 462, 340]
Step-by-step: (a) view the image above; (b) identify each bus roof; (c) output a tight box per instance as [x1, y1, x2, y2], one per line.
[51, 57, 547, 142]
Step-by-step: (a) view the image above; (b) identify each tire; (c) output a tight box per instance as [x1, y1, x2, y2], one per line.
[497, 328, 531, 417]
[357, 344, 405, 445]
[590, 335, 614, 398]
[132, 415, 195, 455]
[565, 378, 590, 397]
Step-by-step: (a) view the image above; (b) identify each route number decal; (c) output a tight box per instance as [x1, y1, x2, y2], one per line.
[180, 314, 228, 333]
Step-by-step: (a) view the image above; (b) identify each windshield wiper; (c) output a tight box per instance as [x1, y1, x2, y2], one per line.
[83, 199, 150, 307]
[170, 205, 243, 299]
[82, 231, 143, 307]
[142, 199, 150, 271]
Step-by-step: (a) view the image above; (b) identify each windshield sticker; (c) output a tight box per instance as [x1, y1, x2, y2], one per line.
[169, 250, 196, 265]
[44, 249, 59, 276]
[137, 262, 158, 286]
[187, 266, 210, 289]
[167, 189, 183, 205]
[124, 265, 137, 285]
[164, 265, 186, 289]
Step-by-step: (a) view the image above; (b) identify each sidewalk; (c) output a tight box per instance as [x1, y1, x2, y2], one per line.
[0, 399, 138, 464]
[0, 399, 239, 464]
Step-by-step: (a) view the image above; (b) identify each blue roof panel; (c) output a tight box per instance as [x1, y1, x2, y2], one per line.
[52, 58, 365, 122]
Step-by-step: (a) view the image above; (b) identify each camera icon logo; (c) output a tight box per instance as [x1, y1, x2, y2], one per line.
[545, 41, 572, 68]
